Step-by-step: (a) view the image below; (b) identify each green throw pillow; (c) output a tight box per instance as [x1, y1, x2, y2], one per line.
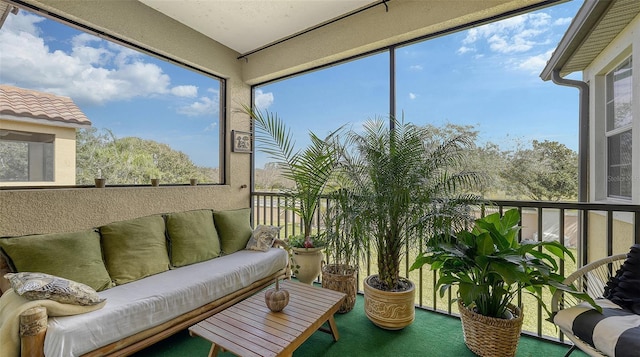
[166, 210, 220, 267]
[0, 230, 112, 291]
[100, 215, 170, 285]
[213, 208, 252, 255]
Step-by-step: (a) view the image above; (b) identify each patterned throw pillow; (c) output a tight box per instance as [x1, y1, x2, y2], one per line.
[245, 225, 281, 252]
[5, 272, 105, 306]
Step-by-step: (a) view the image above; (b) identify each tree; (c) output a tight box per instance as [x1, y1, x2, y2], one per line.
[502, 140, 578, 201]
[76, 128, 208, 185]
[0, 141, 28, 181]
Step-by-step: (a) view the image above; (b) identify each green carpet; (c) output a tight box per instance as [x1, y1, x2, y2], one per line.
[132, 294, 587, 357]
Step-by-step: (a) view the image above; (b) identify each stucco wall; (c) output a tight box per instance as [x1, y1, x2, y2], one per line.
[0, 0, 253, 236]
[0, 119, 77, 186]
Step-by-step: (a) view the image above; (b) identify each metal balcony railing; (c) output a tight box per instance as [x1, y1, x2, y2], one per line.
[252, 191, 640, 344]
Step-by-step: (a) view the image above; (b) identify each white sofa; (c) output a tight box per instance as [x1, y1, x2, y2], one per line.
[0, 208, 289, 357]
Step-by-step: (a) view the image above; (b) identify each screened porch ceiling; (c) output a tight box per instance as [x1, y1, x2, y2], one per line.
[137, 0, 560, 60]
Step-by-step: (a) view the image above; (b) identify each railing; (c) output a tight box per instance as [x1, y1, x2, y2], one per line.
[252, 191, 640, 343]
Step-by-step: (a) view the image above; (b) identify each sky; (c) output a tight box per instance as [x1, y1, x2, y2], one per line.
[0, 9, 220, 168]
[0, 1, 584, 170]
[254, 0, 584, 167]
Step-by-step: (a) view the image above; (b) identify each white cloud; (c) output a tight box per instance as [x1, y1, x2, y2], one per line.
[554, 17, 572, 26]
[459, 12, 554, 54]
[204, 122, 217, 131]
[254, 89, 274, 110]
[177, 89, 219, 117]
[409, 92, 417, 100]
[516, 49, 554, 73]
[171, 85, 198, 97]
[0, 12, 200, 107]
[409, 64, 423, 71]
[457, 46, 474, 55]
[457, 10, 574, 75]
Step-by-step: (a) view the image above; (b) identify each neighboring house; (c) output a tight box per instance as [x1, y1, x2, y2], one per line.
[542, 0, 640, 258]
[0, 85, 91, 186]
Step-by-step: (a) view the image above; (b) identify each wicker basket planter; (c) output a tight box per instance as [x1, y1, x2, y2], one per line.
[458, 300, 524, 357]
[321, 264, 357, 313]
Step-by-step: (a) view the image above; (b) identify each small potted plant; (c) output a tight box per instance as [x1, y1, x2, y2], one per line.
[411, 208, 599, 357]
[94, 169, 106, 188]
[243, 105, 342, 284]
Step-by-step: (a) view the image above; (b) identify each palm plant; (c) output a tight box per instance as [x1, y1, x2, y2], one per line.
[242, 105, 341, 248]
[340, 117, 483, 291]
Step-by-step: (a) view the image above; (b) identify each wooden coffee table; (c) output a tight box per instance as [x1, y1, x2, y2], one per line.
[188, 280, 346, 357]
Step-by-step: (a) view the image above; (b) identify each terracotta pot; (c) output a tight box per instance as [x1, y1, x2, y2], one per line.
[363, 274, 415, 330]
[151, 178, 160, 186]
[321, 263, 357, 313]
[291, 247, 323, 284]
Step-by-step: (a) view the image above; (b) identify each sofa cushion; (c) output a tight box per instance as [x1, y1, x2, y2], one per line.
[43, 248, 289, 356]
[246, 225, 281, 252]
[100, 215, 170, 285]
[0, 230, 112, 291]
[166, 210, 220, 267]
[5, 272, 105, 306]
[213, 208, 252, 255]
[0, 251, 12, 294]
[554, 298, 640, 357]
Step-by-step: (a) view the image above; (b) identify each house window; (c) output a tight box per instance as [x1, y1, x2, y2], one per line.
[0, 130, 54, 182]
[605, 57, 632, 199]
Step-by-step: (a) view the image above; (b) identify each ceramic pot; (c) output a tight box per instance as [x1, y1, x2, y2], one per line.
[291, 247, 323, 284]
[363, 274, 415, 330]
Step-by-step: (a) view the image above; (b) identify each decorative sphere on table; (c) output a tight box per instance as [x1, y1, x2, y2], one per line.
[265, 279, 289, 312]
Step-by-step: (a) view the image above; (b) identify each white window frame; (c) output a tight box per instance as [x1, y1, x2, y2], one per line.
[604, 56, 633, 200]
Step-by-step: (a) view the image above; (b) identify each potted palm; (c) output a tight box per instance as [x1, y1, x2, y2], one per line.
[321, 187, 366, 313]
[339, 117, 482, 329]
[411, 208, 599, 356]
[243, 106, 341, 284]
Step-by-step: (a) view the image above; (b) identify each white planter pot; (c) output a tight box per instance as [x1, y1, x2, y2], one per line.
[291, 247, 323, 284]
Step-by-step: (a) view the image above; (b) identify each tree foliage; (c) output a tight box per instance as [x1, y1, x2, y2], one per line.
[501, 140, 578, 201]
[76, 128, 213, 185]
[256, 124, 579, 202]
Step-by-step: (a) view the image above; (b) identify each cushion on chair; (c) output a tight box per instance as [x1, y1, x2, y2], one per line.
[554, 298, 640, 357]
[604, 244, 640, 314]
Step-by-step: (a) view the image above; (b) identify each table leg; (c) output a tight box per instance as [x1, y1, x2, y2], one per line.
[208, 343, 221, 357]
[327, 315, 340, 341]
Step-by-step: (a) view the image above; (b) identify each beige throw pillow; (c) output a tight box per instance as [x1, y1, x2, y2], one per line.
[5, 272, 105, 306]
[246, 225, 282, 252]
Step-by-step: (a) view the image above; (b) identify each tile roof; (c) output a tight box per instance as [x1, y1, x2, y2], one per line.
[0, 85, 91, 127]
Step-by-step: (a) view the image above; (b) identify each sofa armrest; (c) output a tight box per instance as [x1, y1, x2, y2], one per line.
[20, 306, 47, 357]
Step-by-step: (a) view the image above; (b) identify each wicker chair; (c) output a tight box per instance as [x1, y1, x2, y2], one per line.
[551, 254, 627, 357]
